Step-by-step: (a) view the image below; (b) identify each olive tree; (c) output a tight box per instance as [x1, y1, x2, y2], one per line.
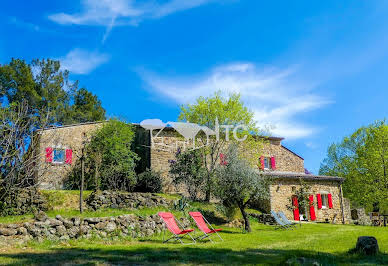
[215, 144, 270, 232]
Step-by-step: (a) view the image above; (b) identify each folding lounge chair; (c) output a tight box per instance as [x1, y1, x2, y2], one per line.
[158, 212, 196, 244]
[189, 212, 223, 242]
[277, 211, 297, 227]
[270, 210, 292, 230]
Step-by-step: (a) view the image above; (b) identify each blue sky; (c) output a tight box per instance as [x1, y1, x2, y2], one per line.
[1, 0, 387, 174]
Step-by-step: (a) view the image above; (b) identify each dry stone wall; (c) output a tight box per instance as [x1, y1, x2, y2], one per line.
[86, 191, 171, 210]
[0, 212, 190, 245]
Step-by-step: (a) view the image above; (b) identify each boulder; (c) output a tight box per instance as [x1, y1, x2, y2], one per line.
[355, 236, 379, 255]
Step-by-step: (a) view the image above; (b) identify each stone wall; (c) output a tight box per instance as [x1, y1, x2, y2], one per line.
[0, 212, 190, 245]
[149, 129, 305, 192]
[0, 188, 48, 215]
[36, 122, 104, 189]
[269, 178, 349, 224]
[86, 191, 170, 210]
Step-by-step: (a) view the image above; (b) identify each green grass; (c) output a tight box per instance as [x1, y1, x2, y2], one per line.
[0, 222, 387, 265]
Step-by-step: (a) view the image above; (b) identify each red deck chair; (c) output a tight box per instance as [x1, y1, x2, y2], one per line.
[189, 212, 223, 242]
[158, 212, 195, 244]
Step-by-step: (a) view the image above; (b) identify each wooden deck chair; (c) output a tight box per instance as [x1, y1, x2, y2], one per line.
[189, 212, 223, 242]
[277, 211, 297, 228]
[158, 212, 196, 244]
[271, 210, 292, 230]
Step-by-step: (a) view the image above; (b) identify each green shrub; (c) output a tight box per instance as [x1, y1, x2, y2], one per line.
[135, 169, 163, 193]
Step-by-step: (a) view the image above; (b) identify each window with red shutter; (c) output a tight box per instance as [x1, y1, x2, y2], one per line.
[309, 195, 316, 221]
[270, 156, 276, 170]
[292, 196, 300, 221]
[328, 194, 333, 209]
[259, 156, 265, 170]
[45, 147, 53, 162]
[65, 149, 73, 164]
[317, 194, 322, 209]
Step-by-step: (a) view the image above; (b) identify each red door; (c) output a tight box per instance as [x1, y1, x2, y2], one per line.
[292, 196, 300, 221]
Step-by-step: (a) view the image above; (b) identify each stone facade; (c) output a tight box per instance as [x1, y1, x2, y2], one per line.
[269, 177, 349, 224]
[36, 122, 104, 189]
[34, 122, 350, 224]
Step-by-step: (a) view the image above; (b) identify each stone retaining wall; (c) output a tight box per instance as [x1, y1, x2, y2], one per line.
[86, 191, 171, 210]
[0, 212, 189, 245]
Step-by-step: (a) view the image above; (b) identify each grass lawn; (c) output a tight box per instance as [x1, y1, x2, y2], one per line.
[0, 222, 387, 265]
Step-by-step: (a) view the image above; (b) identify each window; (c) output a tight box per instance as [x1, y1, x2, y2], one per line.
[321, 194, 329, 209]
[53, 149, 65, 163]
[264, 157, 270, 169]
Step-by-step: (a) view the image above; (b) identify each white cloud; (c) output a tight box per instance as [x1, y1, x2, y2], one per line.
[139, 62, 332, 139]
[59, 48, 109, 74]
[48, 0, 215, 42]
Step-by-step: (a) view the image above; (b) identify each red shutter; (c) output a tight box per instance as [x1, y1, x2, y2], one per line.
[260, 156, 265, 170]
[65, 149, 73, 164]
[328, 194, 333, 209]
[45, 147, 53, 162]
[317, 194, 322, 209]
[270, 156, 276, 170]
[309, 195, 316, 221]
[292, 196, 300, 221]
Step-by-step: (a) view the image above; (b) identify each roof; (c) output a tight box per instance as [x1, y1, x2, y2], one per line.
[36, 121, 106, 132]
[257, 170, 344, 182]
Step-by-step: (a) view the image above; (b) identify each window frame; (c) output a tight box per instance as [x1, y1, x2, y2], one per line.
[52, 148, 66, 164]
[321, 193, 329, 209]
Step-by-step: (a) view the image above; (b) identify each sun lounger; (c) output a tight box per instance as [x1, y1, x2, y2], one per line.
[189, 211, 223, 242]
[158, 212, 196, 244]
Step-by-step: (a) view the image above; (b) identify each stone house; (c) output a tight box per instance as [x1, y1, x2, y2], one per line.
[35, 121, 351, 224]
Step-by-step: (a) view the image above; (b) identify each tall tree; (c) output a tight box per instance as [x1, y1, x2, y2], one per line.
[178, 92, 261, 201]
[67, 88, 106, 124]
[0, 58, 105, 125]
[319, 120, 388, 212]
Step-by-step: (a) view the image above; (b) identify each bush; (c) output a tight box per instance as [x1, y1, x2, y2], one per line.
[135, 169, 163, 193]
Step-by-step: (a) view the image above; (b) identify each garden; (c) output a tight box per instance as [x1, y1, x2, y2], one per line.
[0, 190, 387, 265]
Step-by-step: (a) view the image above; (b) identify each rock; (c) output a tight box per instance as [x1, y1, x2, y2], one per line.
[355, 236, 379, 255]
[84, 218, 101, 224]
[34, 211, 48, 222]
[67, 227, 80, 238]
[48, 218, 63, 227]
[62, 219, 74, 229]
[0, 228, 17, 236]
[95, 222, 107, 230]
[72, 217, 81, 226]
[17, 227, 28, 235]
[56, 225, 67, 236]
[105, 222, 117, 232]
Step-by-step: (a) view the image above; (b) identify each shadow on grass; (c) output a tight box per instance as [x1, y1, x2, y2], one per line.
[1, 246, 387, 265]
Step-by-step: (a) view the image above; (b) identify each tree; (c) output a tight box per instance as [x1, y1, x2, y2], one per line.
[81, 119, 139, 191]
[0, 100, 52, 214]
[67, 88, 106, 124]
[215, 144, 270, 232]
[319, 120, 388, 212]
[178, 92, 260, 201]
[169, 148, 206, 201]
[0, 58, 105, 125]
